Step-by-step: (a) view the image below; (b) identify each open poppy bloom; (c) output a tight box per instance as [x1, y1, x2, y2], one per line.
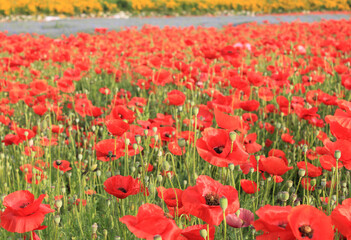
[182, 175, 239, 226]
[196, 127, 249, 167]
[253, 205, 295, 240]
[105, 119, 130, 136]
[179, 224, 215, 240]
[331, 198, 351, 239]
[119, 203, 182, 240]
[0, 190, 54, 233]
[95, 139, 124, 161]
[157, 186, 183, 208]
[288, 205, 333, 240]
[104, 175, 143, 199]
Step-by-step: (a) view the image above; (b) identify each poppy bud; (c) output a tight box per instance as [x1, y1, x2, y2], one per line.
[135, 135, 141, 143]
[298, 169, 306, 177]
[96, 170, 102, 177]
[183, 180, 187, 188]
[55, 199, 63, 208]
[157, 175, 163, 182]
[279, 191, 289, 202]
[90, 164, 98, 171]
[54, 215, 61, 225]
[144, 129, 149, 135]
[199, 229, 208, 238]
[290, 193, 297, 201]
[125, 138, 131, 145]
[133, 143, 138, 150]
[342, 181, 347, 188]
[228, 163, 235, 171]
[334, 150, 341, 160]
[152, 127, 158, 133]
[321, 178, 327, 187]
[193, 107, 199, 115]
[103, 229, 108, 237]
[229, 132, 236, 142]
[177, 138, 186, 147]
[310, 178, 316, 186]
[220, 197, 228, 211]
[92, 223, 98, 234]
[115, 237, 121, 240]
[154, 235, 162, 240]
[163, 161, 170, 171]
[287, 180, 293, 188]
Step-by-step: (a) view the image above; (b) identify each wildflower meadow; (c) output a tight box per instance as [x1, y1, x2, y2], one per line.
[0, 14, 351, 240]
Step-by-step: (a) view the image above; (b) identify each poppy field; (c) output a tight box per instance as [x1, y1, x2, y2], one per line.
[0, 18, 351, 240]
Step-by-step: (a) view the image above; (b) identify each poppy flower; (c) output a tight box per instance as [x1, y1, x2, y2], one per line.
[288, 205, 333, 240]
[53, 160, 72, 172]
[296, 162, 322, 177]
[214, 108, 241, 131]
[32, 104, 48, 116]
[164, 90, 186, 106]
[105, 119, 129, 136]
[120, 203, 182, 240]
[104, 175, 142, 199]
[95, 139, 124, 161]
[243, 133, 262, 153]
[2, 134, 22, 146]
[226, 208, 254, 228]
[182, 175, 239, 226]
[0, 190, 54, 233]
[240, 100, 260, 112]
[253, 205, 295, 240]
[157, 186, 183, 208]
[15, 127, 36, 141]
[319, 155, 343, 171]
[331, 198, 351, 239]
[110, 105, 135, 124]
[240, 179, 259, 194]
[196, 127, 249, 167]
[180, 224, 215, 240]
[259, 156, 293, 176]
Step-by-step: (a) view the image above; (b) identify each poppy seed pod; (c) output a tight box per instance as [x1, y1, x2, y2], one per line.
[334, 150, 341, 160]
[220, 197, 228, 211]
[199, 229, 208, 238]
[298, 168, 306, 177]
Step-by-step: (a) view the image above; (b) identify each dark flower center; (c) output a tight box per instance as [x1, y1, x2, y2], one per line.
[204, 192, 220, 206]
[20, 202, 30, 208]
[164, 133, 171, 138]
[299, 225, 313, 239]
[278, 223, 287, 229]
[199, 116, 205, 121]
[118, 187, 127, 193]
[213, 146, 225, 154]
[56, 160, 62, 166]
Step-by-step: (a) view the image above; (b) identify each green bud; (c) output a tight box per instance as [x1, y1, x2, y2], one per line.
[55, 199, 63, 208]
[54, 215, 61, 225]
[287, 180, 293, 188]
[177, 138, 186, 147]
[229, 132, 236, 142]
[279, 191, 289, 202]
[92, 223, 98, 234]
[219, 197, 228, 211]
[199, 229, 208, 238]
[298, 169, 306, 177]
[228, 163, 235, 171]
[334, 150, 341, 160]
[310, 178, 317, 186]
[157, 175, 163, 182]
[321, 178, 327, 187]
[154, 235, 162, 240]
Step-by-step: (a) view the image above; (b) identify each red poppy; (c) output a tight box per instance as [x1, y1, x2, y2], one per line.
[331, 198, 351, 239]
[104, 175, 142, 199]
[240, 179, 259, 194]
[32, 104, 48, 116]
[243, 133, 262, 153]
[253, 205, 294, 240]
[296, 162, 322, 177]
[157, 186, 183, 208]
[53, 160, 72, 172]
[168, 141, 186, 155]
[180, 224, 215, 240]
[105, 119, 129, 136]
[288, 205, 333, 240]
[110, 105, 135, 124]
[120, 203, 182, 240]
[240, 100, 260, 112]
[164, 89, 186, 106]
[182, 175, 239, 226]
[95, 139, 124, 161]
[15, 127, 36, 141]
[0, 190, 54, 233]
[259, 156, 293, 176]
[319, 155, 344, 171]
[2, 134, 22, 146]
[324, 139, 351, 169]
[196, 127, 249, 167]
[214, 108, 242, 131]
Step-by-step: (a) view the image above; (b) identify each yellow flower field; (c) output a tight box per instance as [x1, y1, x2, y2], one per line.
[0, 0, 349, 15]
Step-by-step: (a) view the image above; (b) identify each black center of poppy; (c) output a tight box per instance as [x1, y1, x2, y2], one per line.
[118, 114, 123, 118]
[164, 133, 171, 138]
[56, 160, 62, 166]
[204, 192, 220, 206]
[278, 223, 287, 229]
[199, 116, 205, 121]
[299, 225, 313, 239]
[20, 202, 30, 208]
[213, 146, 225, 154]
[118, 187, 127, 193]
